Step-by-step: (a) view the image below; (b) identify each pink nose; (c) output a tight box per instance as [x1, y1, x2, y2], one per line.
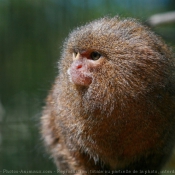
[76, 64, 82, 69]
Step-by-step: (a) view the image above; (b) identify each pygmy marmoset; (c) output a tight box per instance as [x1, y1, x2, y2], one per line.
[41, 16, 175, 174]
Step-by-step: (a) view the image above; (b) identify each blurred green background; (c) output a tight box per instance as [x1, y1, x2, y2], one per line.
[0, 0, 175, 174]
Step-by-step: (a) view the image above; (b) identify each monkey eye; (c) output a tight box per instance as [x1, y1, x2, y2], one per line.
[90, 51, 101, 61]
[73, 52, 77, 58]
[73, 48, 78, 57]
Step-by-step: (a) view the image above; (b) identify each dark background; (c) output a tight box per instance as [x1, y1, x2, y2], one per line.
[0, 0, 175, 174]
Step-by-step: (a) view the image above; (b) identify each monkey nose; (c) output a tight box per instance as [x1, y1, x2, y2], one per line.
[76, 64, 82, 69]
[74, 60, 83, 69]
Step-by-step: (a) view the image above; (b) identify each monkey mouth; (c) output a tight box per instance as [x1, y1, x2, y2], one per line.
[67, 68, 92, 86]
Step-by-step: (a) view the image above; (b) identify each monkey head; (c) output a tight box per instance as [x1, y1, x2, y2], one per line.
[59, 17, 173, 115]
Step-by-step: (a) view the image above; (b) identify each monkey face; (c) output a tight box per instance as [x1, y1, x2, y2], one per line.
[67, 48, 106, 86]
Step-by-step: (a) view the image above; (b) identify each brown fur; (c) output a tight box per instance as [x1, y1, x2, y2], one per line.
[41, 17, 175, 174]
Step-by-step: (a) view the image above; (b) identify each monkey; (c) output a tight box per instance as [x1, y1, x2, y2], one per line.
[41, 16, 175, 174]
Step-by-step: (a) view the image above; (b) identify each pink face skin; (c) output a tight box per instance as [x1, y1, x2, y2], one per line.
[68, 49, 104, 86]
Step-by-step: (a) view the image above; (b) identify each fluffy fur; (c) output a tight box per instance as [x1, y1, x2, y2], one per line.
[41, 16, 175, 174]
